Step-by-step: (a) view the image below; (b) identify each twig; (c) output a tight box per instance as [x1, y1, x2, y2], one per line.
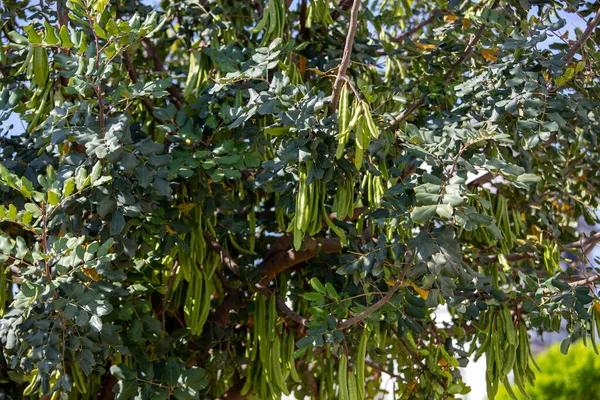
[563, 232, 600, 249]
[394, 10, 446, 42]
[568, 272, 600, 289]
[255, 284, 309, 326]
[161, 260, 179, 329]
[477, 233, 600, 266]
[123, 50, 161, 120]
[83, 2, 105, 134]
[338, 252, 414, 330]
[480, 252, 536, 263]
[329, 0, 361, 114]
[203, 232, 240, 276]
[563, 11, 600, 64]
[365, 360, 406, 380]
[388, 0, 499, 128]
[141, 39, 185, 109]
[467, 171, 493, 187]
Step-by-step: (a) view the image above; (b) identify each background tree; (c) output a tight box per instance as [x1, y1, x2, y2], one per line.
[0, 0, 599, 399]
[497, 341, 600, 400]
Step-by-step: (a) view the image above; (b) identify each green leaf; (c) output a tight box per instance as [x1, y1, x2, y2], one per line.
[309, 278, 326, 294]
[7, 204, 17, 220]
[23, 26, 42, 44]
[516, 173, 540, 184]
[115, 380, 138, 400]
[411, 205, 437, 223]
[63, 177, 75, 197]
[127, 319, 143, 343]
[44, 21, 60, 45]
[110, 210, 125, 235]
[436, 203, 453, 218]
[264, 126, 290, 136]
[48, 190, 60, 206]
[97, 238, 114, 257]
[304, 292, 325, 302]
[90, 161, 103, 183]
[162, 358, 180, 386]
[59, 25, 73, 47]
[182, 368, 207, 390]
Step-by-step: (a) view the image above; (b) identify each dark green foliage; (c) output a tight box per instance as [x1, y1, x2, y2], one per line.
[0, 0, 599, 399]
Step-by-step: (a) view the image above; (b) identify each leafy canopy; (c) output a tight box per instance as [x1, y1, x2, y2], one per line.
[0, 0, 599, 399]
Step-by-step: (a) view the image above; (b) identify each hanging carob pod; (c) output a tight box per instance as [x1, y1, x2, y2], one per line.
[242, 293, 295, 398]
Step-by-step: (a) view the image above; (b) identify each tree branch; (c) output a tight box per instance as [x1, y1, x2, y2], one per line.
[203, 232, 241, 276]
[467, 171, 494, 187]
[218, 378, 248, 400]
[563, 232, 600, 250]
[123, 50, 161, 120]
[329, 0, 361, 114]
[477, 233, 600, 265]
[394, 10, 446, 42]
[258, 237, 342, 286]
[568, 272, 600, 289]
[563, 11, 600, 64]
[388, 0, 498, 128]
[141, 38, 185, 109]
[338, 252, 414, 330]
[480, 252, 536, 263]
[161, 260, 179, 329]
[202, 233, 311, 325]
[255, 284, 309, 326]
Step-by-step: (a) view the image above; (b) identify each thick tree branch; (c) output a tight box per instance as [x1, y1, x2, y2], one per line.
[563, 11, 600, 64]
[56, 0, 68, 27]
[218, 378, 248, 400]
[467, 171, 494, 187]
[329, 0, 361, 114]
[98, 373, 118, 400]
[202, 233, 310, 325]
[258, 237, 342, 286]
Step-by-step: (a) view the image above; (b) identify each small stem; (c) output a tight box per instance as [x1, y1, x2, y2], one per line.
[338, 252, 414, 330]
[563, 11, 600, 64]
[161, 261, 179, 330]
[329, 0, 361, 114]
[41, 208, 58, 298]
[388, 0, 499, 128]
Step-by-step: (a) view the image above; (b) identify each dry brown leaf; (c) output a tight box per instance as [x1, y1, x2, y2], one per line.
[481, 48, 500, 62]
[414, 42, 437, 50]
[444, 14, 457, 22]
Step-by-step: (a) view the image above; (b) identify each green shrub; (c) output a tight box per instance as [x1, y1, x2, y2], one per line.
[497, 341, 600, 400]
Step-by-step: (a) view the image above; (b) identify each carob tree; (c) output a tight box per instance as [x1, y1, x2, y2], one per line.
[0, 0, 599, 399]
